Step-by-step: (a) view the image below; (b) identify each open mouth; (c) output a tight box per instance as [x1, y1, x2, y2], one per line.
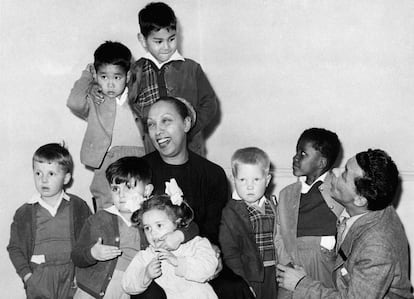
[157, 137, 170, 147]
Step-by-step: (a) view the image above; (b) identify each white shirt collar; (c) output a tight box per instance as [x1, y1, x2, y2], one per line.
[339, 209, 368, 241]
[116, 87, 128, 106]
[232, 190, 267, 208]
[104, 205, 132, 227]
[300, 172, 327, 194]
[27, 191, 70, 217]
[144, 50, 185, 69]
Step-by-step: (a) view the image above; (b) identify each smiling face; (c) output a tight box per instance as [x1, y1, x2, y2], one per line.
[330, 157, 365, 209]
[233, 163, 271, 204]
[292, 140, 325, 184]
[95, 64, 129, 99]
[147, 100, 192, 164]
[33, 161, 71, 202]
[139, 28, 177, 64]
[142, 208, 177, 248]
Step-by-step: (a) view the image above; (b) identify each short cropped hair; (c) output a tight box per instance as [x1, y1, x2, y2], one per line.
[106, 156, 152, 185]
[139, 2, 177, 37]
[355, 149, 399, 211]
[32, 143, 73, 175]
[298, 128, 341, 171]
[94, 41, 132, 73]
[231, 147, 270, 177]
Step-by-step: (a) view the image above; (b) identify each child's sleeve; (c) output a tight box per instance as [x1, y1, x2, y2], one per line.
[274, 197, 293, 265]
[122, 250, 153, 295]
[190, 64, 218, 137]
[7, 208, 32, 281]
[66, 70, 94, 120]
[71, 215, 99, 268]
[218, 208, 246, 280]
[174, 237, 218, 282]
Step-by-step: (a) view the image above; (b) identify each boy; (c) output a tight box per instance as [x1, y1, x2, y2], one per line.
[219, 147, 280, 299]
[67, 41, 146, 211]
[7, 143, 91, 299]
[128, 2, 218, 156]
[72, 156, 154, 299]
[277, 128, 343, 293]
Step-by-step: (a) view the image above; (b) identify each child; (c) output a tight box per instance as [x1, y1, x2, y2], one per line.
[123, 193, 219, 299]
[219, 147, 279, 299]
[277, 128, 343, 291]
[128, 1, 218, 156]
[67, 41, 146, 210]
[7, 143, 91, 299]
[71, 156, 154, 299]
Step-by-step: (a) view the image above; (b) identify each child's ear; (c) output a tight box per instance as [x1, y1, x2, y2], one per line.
[266, 174, 272, 187]
[144, 184, 154, 197]
[126, 70, 131, 83]
[320, 157, 328, 171]
[64, 173, 71, 185]
[137, 33, 147, 49]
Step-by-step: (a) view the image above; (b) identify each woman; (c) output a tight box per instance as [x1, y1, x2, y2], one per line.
[136, 96, 254, 299]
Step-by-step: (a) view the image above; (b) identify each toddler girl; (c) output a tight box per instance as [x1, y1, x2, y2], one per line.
[122, 183, 218, 299]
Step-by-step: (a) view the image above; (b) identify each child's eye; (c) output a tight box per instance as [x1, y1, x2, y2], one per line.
[143, 226, 150, 232]
[169, 37, 176, 42]
[111, 186, 120, 193]
[301, 151, 306, 156]
[35, 171, 41, 176]
[157, 223, 163, 228]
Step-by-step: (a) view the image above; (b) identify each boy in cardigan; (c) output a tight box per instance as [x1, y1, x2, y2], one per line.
[277, 128, 343, 295]
[7, 143, 91, 299]
[72, 156, 154, 299]
[219, 147, 282, 299]
[67, 41, 146, 211]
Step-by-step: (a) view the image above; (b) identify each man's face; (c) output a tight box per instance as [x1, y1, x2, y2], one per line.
[140, 28, 178, 64]
[330, 156, 364, 206]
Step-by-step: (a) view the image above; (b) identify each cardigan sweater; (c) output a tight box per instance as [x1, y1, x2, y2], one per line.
[7, 193, 91, 281]
[71, 210, 147, 299]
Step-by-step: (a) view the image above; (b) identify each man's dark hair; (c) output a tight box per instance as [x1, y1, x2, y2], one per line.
[94, 41, 132, 73]
[139, 2, 177, 37]
[355, 149, 399, 211]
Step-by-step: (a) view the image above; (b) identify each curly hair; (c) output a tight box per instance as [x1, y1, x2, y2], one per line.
[355, 149, 399, 211]
[131, 194, 194, 228]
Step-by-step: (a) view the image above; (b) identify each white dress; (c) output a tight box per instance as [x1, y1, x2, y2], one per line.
[122, 236, 218, 299]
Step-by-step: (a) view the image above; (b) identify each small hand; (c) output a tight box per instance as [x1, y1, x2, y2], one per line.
[276, 264, 307, 291]
[90, 83, 104, 104]
[155, 248, 178, 266]
[207, 244, 222, 281]
[156, 231, 184, 251]
[144, 257, 162, 283]
[90, 237, 122, 261]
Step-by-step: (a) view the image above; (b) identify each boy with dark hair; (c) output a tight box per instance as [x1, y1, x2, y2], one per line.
[67, 41, 146, 210]
[72, 156, 154, 299]
[128, 1, 217, 156]
[220, 147, 281, 299]
[7, 143, 91, 299]
[277, 128, 343, 295]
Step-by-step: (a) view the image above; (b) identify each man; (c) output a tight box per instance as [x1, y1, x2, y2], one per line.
[276, 149, 413, 298]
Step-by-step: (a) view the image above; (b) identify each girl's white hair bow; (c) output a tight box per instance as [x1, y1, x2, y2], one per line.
[165, 178, 184, 206]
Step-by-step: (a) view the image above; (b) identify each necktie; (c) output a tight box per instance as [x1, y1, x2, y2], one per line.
[336, 217, 349, 251]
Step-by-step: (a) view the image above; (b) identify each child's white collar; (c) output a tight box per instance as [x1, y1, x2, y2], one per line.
[144, 50, 185, 69]
[105, 205, 132, 227]
[299, 172, 328, 194]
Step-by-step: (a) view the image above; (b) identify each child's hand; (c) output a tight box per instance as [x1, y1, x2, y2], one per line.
[90, 237, 122, 261]
[156, 230, 184, 251]
[155, 248, 178, 266]
[144, 257, 162, 283]
[89, 83, 104, 104]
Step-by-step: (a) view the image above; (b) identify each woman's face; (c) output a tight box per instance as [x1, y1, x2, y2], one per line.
[147, 100, 192, 164]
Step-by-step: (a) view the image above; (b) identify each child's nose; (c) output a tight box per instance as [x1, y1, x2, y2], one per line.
[41, 176, 48, 183]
